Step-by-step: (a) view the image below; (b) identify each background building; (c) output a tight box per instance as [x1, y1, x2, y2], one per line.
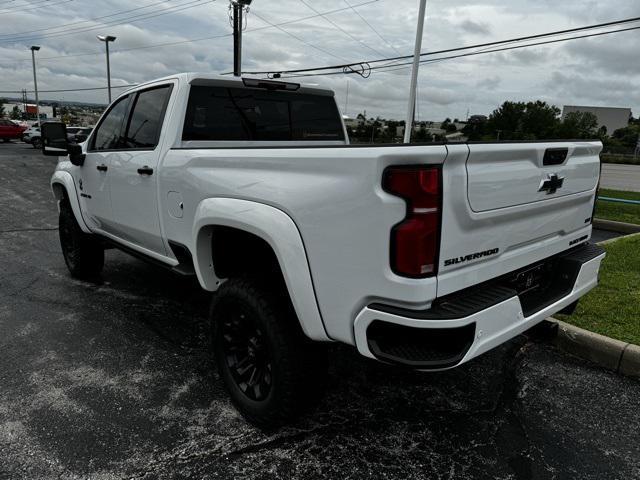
[562, 105, 631, 135]
[1, 102, 55, 120]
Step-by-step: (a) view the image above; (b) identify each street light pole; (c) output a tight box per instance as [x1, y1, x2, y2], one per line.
[404, 0, 427, 144]
[97, 35, 117, 103]
[30, 46, 40, 127]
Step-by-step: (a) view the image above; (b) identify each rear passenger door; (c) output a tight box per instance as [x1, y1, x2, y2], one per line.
[108, 84, 173, 256]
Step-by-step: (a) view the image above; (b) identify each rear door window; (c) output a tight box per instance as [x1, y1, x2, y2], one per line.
[182, 86, 344, 141]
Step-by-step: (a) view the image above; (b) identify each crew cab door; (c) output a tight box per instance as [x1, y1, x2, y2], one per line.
[79, 94, 132, 233]
[108, 84, 173, 255]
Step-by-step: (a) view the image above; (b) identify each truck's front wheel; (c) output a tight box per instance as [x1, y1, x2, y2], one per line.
[59, 201, 104, 279]
[210, 277, 327, 428]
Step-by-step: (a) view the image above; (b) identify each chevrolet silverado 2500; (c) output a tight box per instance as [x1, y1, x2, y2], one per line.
[41, 73, 605, 427]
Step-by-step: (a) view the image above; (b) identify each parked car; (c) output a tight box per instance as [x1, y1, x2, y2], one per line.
[71, 127, 93, 143]
[0, 119, 27, 142]
[65, 127, 83, 143]
[41, 73, 605, 427]
[22, 125, 41, 146]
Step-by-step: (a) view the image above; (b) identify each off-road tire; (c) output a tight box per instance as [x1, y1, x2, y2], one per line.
[210, 277, 327, 428]
[59, 200, 104, 279]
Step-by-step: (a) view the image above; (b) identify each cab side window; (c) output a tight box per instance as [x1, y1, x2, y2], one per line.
[123, 85, 172, 149]
[91, 95, 130, 151]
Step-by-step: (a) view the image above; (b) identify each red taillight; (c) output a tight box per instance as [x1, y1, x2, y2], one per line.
[383, 166, 442, 278]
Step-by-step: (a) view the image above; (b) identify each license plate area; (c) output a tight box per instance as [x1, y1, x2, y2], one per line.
[506, 262, 550, 296]
[500, 255, 576, 317]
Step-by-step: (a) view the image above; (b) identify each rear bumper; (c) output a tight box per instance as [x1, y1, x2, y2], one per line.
[353, 243, 605, 369]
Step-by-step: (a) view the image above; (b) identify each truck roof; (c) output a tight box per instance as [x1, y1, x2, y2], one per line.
[123, 72, 335, 97]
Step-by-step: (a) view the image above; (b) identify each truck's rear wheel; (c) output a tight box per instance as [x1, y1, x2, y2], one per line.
[210, 277, 327, 428]
[59, 200, 104, 279]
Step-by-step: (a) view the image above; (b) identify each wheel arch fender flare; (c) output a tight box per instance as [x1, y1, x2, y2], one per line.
[192, 197, 330, 342]
[50, 170, 91, 233]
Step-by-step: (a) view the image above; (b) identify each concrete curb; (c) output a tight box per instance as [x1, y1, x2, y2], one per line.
[549, 318, 639, 379]
[597, 230, 640, 246]
[593, 218, 640, 234]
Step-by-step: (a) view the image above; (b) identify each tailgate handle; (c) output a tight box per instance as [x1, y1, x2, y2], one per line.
[543, 148, 568, 166]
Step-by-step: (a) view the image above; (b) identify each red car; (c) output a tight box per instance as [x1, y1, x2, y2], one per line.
[0, 119, 27, 142]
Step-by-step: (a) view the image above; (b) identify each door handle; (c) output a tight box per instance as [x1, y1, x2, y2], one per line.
[137, 166, 154, 176]
[96, 164, 108, 172]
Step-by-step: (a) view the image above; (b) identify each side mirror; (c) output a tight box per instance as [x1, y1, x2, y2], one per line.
[68, 143, 85, 166]
[41, 122, 85, 166]
[41, 122, 68, 156]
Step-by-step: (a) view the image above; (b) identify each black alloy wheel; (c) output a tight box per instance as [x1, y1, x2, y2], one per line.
[58, 200, 104, 279]
[220, 304, 273, 402]
[210, 277, 328, 428]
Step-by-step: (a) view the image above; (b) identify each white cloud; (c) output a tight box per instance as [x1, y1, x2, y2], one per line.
[0, 0, 638, 119]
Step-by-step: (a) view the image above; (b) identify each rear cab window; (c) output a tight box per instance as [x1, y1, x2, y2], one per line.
[182, 85, 345, 142]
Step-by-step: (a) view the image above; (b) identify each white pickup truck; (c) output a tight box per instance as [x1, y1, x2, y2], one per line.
[41, 73, 605, 427]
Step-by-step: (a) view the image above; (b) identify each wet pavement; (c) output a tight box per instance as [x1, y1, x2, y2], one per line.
[1, 142, 639, 479]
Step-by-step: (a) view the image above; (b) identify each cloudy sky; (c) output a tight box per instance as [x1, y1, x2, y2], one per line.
[1, 0, 639, 120]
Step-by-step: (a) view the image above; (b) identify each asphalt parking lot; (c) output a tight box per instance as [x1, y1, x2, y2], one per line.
[1, 142, 639, 480]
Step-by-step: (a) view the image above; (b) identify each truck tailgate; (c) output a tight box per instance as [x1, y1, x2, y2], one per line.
[466, 143, 600, 211]
[437, 141, 601, 297]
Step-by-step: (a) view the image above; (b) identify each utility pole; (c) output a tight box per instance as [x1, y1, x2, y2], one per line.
[21, 89, 27, 118]
[344, 79, 350, 116]
[30, 46, 41, 127]
[404, 0, 426, 144]
[97, 35, 116, 103]
[231, 0, 252, 76]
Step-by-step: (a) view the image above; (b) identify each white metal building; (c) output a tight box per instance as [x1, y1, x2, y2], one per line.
[561, 105, 631, 135]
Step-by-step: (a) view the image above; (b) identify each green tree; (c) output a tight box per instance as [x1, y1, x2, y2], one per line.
[521, 101, 561, 138]
[486, 101, 526, 139]
[0, 99, 6, 118]
[441, 117, 457, 133]
[462, 115, 488, 141]
[9, 106, 21, 120]
[486, 101, 560, 140]
[556, 111, 599, 139]
[604, 124, 640, 153]
[413, 125, 430, 142]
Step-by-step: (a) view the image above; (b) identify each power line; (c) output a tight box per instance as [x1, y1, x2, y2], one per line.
[0, 0, 190, 39]
[371, 24, 640, 75]
[277, 24, 640, 78]
[0, 0, 212, 44]
[0, 84, 138, 94]
[0, 0, 55, 11]
[0, 0, 74, 15]
[342, 0, 402, 56]
[297, 0, 388, 58]
[250, 10, 350, 62]
[4, 0, 380, 64]
[244, 15, 640, 76]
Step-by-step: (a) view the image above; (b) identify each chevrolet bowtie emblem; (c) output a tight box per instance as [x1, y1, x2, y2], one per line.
[538, 173, 565, 194]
